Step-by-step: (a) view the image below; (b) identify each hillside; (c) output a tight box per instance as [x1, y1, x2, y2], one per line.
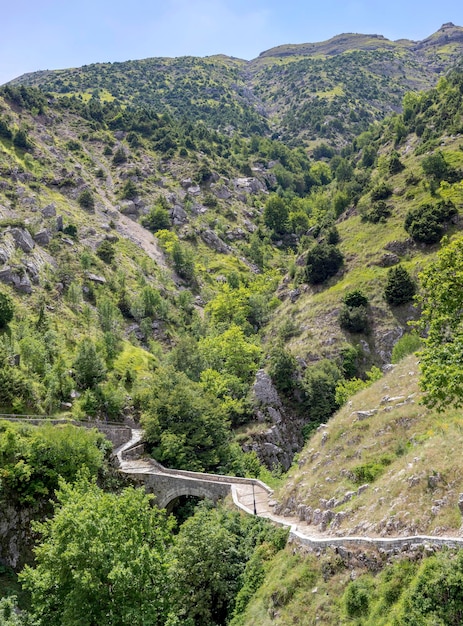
[3, 23, 463, 626]
[9, 23, 463, 148]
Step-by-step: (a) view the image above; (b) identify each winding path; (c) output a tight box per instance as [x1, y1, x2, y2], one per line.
[115, 427, 463, 553]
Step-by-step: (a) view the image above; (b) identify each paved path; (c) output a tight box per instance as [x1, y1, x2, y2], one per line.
[116, 428, 463, 552]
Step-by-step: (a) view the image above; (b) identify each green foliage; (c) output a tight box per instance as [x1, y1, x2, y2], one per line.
[352, 455, 392, 484]
[404, 200, 457, 244]
[370, 182, 392, 202]
[141, 366, 230, 471]
[362, 200, 391, 223]
[20, 476, 174, 626]
[417, 238, 463, 408]
[172, 241, 195, 281]
[384, 265, 416, 306]
[305, 243, 344, 285]
[77, 189, 94, 210]
[301, 360, 342, 422]
[335, 366, 382, 406]
[264, 195, 289, 235]
[0, 596, 29, 625]
[112, 146, 127, 164]
[72, 339, 107, 390]
[397, 551, 463, 625]
[391, 332, 422, 363]
[344, 577, 373, 618]
[170, 502, 287, 626]
[0, 290, 14, 328]
[141, 205, 171, 232]
[268, 343, 298, 395]
[96, 240, 116, 264]
[339, 304, 369, 333]
[0, 421, 109, 505]
[421, 150, 449, 181]
[13, 128, 32, 150]
[120, 179, 137, 200]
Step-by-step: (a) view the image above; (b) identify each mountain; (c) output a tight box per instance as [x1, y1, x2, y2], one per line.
[2, 24, 463, 625]
[9, 23, 463, 148]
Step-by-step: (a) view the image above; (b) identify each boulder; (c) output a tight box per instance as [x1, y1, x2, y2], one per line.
[171, 205, 188, 225]
[41, 203, 56, 218]
[201, 229, 230, 254]
[15, 274, 32, 294]
[119, 200, 138, 216]
[0, 266, 15, 285]
[33, 229, 51, 246]
[86, 272, 106, 285]
[10, 228, 34, 253]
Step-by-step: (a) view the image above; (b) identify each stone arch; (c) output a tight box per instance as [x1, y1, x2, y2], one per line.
[156, 484, 227, 510]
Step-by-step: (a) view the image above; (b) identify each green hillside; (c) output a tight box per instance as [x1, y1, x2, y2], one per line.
[2, 23, 463, 626]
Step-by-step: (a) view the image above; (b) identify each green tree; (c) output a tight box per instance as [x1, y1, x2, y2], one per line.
[77, 189, 94, 211]
[384, 265, 416, 306]
[417, 237, 463, 408]
[263, 195, 289, 235]
[96, 240, 116, 264]
[141, 205, 171, 232]
[0, 290, 14, 328]
[20, 477, 174, 626]
[305, 243, 344, 285]
[170, 503, 242, 626]
[72, 339, 107, 389]
[141, 367, 230, 471]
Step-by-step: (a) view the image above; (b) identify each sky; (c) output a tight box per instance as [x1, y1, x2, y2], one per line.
[2, 0, 463, 85]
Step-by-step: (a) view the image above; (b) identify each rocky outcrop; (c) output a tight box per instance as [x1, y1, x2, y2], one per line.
[10, 227, 35, 253]
[245, 370, 305, 471]
[201, 229, 230, 254]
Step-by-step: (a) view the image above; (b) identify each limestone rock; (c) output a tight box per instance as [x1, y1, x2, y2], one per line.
[252, 370, 282, 408]
[119, 200, 139, 216]
[33, 229, 51, 246]
[41, 203, 56, 218]
[201, 229, 230, 254]
[86, 272, 106, 284]
[171, 205, 188, 225]
[10, 227, 35, 253]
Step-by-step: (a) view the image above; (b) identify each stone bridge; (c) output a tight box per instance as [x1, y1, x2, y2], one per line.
[115, 432, 272, 510]
[5, 417, 463, 555]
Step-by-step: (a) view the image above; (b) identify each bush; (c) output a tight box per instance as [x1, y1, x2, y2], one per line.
[343, 289, 368, 308]
[384, 265, 416, 306]
[339, 304, 369, 333]
[391, 332, 422, 363]
[305, 243, 344, 285]
[78, 188, 95, 210]
[0, 291, 14, 328]
[96, 240, 116, 264]
[301, 360, 342, 422]
[141, 205, 171, 232]
[370, 182, 392, 201]
[362, 200, 391, 223]
[404, 200, 457, 244]
[112, 146, 127, 164]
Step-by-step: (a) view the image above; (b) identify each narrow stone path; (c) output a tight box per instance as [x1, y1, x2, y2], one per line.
[118, 427, 463, 552]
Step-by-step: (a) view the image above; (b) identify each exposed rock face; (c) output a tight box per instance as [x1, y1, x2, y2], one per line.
[245, 370, 305, 471]
[171, 205, 188, 225]
[119, 200, 139, 216]
[41, 203, 56, 218]
[33, 229, 51, 246]
[201, 229, 230, 254]
[10, 227, 35, 252]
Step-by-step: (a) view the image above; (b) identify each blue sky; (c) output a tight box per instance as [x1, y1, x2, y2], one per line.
[2, 0, 463, 85]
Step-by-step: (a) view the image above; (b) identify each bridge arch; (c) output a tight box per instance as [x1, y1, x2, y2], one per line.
[157, 485, 226, 510]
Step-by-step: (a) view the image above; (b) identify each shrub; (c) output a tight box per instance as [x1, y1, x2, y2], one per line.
[362, 200, 391, 223]
[120, 179, 137, 200]
[96, 240, 116, 264]
[384, 265, 416, 306]
[305, 243, 344, 285]
[370, 182, 392, 201]
[302, 360, 342, 422]
[0, 291, 14, 328]
[339, 304, 369, 333]
[78, 188, 95, 210]
[112, 146, 127, 164]
[391, 332, 422, 363]
[141, 205, 171, 232]
[343, 290, 368, 308]
[404, 200, 457, 244]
